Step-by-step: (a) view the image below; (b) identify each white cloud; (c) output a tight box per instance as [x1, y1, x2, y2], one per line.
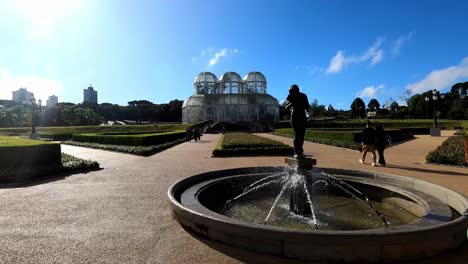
[405, 57, 468, 94]
[371, 49, 384, 65]
[192, 48, 240, 67]
[208, 48, 239, 67]
[0, 68, 63, 103]
[357, 84, 385, 98]
[208, 48, 228, 66]
[326, 50, 345, 74]
[392, 32, 413, 56]
[326, 38, 385, 74]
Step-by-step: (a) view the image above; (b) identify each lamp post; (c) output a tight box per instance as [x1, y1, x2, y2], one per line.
[425, 89, 445, 136]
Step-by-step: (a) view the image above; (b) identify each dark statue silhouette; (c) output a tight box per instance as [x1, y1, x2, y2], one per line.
[285, 84, 310, 158]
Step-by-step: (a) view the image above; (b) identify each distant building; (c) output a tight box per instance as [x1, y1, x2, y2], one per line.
[83, 84, 98, 104]
[182, 72, 279, 123]
[12, 88, 35, 104]
[46, 95, 58, 107]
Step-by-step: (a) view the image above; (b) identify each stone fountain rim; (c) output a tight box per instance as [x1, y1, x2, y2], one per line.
[169, 166, 468, 236]
[168, 166, 468, 262]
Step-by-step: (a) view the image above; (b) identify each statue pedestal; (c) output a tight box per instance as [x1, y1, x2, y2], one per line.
[430, 127, 441, 137]
[29, 133, 38, 140]
[285, 157, 316, 170]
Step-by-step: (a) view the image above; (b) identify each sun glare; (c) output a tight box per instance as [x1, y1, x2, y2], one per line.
[15, 0, 82, 38]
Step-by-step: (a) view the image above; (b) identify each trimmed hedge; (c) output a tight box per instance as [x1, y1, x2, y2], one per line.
[39, 133, 74, 141]
[64, 138, 187, 156]
[276, 119, 463, 130]
[0, 152, 100, 184]
[72, 131, 186, 146]
[0, 137, 61, 168]
[426, 136, 467, 166]
[212, 133, 293, 157]
[273, 128, 414, 150]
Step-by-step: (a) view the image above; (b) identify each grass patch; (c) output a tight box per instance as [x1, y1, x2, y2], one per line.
[0, 121, 212, 137]
[0, 136, 53, 147]
[64, 138, 187, 156]
[212, 133, 293, 157]
[426, 136, 467, 166]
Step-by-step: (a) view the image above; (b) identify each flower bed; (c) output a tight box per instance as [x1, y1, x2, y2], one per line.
[426, 136, 467, 166]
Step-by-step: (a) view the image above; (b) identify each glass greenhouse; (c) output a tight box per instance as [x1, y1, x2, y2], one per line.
[182, 72, 280, 124]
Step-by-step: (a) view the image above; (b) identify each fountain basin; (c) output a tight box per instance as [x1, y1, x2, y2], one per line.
[168, 167, 468, 263]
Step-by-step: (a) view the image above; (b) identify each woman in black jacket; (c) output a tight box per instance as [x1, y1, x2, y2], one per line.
[375, 124, 387, 166]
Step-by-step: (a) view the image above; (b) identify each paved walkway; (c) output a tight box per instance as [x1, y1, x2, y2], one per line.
[0, 132, 466, 263]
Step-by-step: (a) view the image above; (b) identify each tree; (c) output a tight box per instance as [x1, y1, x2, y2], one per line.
[367, 99, 380, 112]
[326, 104, 337, 117]
[350, 98, 366, 119]
[448, 99, 467, 119]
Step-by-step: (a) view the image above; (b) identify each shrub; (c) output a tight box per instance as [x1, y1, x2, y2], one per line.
[0, 137, 61, 168]
[64, 138, 186, 156]
[212, 133, 293, 157]
[426, 136, 467, 166]
[276, 119, 462, 130]
[72, 131, 186, 146]
[0, 152, 99, 184]
[60, 153, 100, 172]
[39, 133, 73, 141]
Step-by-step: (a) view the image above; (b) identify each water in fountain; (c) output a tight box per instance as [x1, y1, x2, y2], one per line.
[221, 166, 414, 230]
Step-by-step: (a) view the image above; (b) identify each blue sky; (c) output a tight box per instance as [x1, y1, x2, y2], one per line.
[1, 0, 468, 109]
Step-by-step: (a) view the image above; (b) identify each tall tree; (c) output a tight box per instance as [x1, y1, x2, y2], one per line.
[350, 98, 366, 119]
[367, 99, 381, 112]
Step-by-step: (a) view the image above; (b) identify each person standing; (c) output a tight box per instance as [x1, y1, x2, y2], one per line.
[375, 124, 388, 166]
[359, 121, 377, 166]
[285, 84, 310, 158]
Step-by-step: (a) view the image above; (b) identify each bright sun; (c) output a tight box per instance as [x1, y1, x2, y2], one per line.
[15, 0, 82, 38]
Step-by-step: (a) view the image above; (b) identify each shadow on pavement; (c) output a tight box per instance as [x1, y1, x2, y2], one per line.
[0, 167, 102, 189]
[385, 164, 468, 177]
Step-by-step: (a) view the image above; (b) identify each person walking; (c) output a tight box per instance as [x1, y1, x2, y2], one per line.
[375, 124, 388, 166]
[285, 84, 310, 158]
[359, 120, 377, 166]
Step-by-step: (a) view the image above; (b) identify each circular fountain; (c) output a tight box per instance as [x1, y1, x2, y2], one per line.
[168, 164, 468, 263]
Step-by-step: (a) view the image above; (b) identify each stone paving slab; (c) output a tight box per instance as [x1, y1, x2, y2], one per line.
[0, 132, 466, 263]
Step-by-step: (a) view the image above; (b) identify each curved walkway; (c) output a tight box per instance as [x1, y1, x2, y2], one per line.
[0, 132, 466, 263]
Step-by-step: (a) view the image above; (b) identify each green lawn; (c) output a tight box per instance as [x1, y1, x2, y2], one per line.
[0, 136, 52, 147]
[213, 133, 293, 157]
[0, 124, 190, 136]
[222, 132, 291, 148]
